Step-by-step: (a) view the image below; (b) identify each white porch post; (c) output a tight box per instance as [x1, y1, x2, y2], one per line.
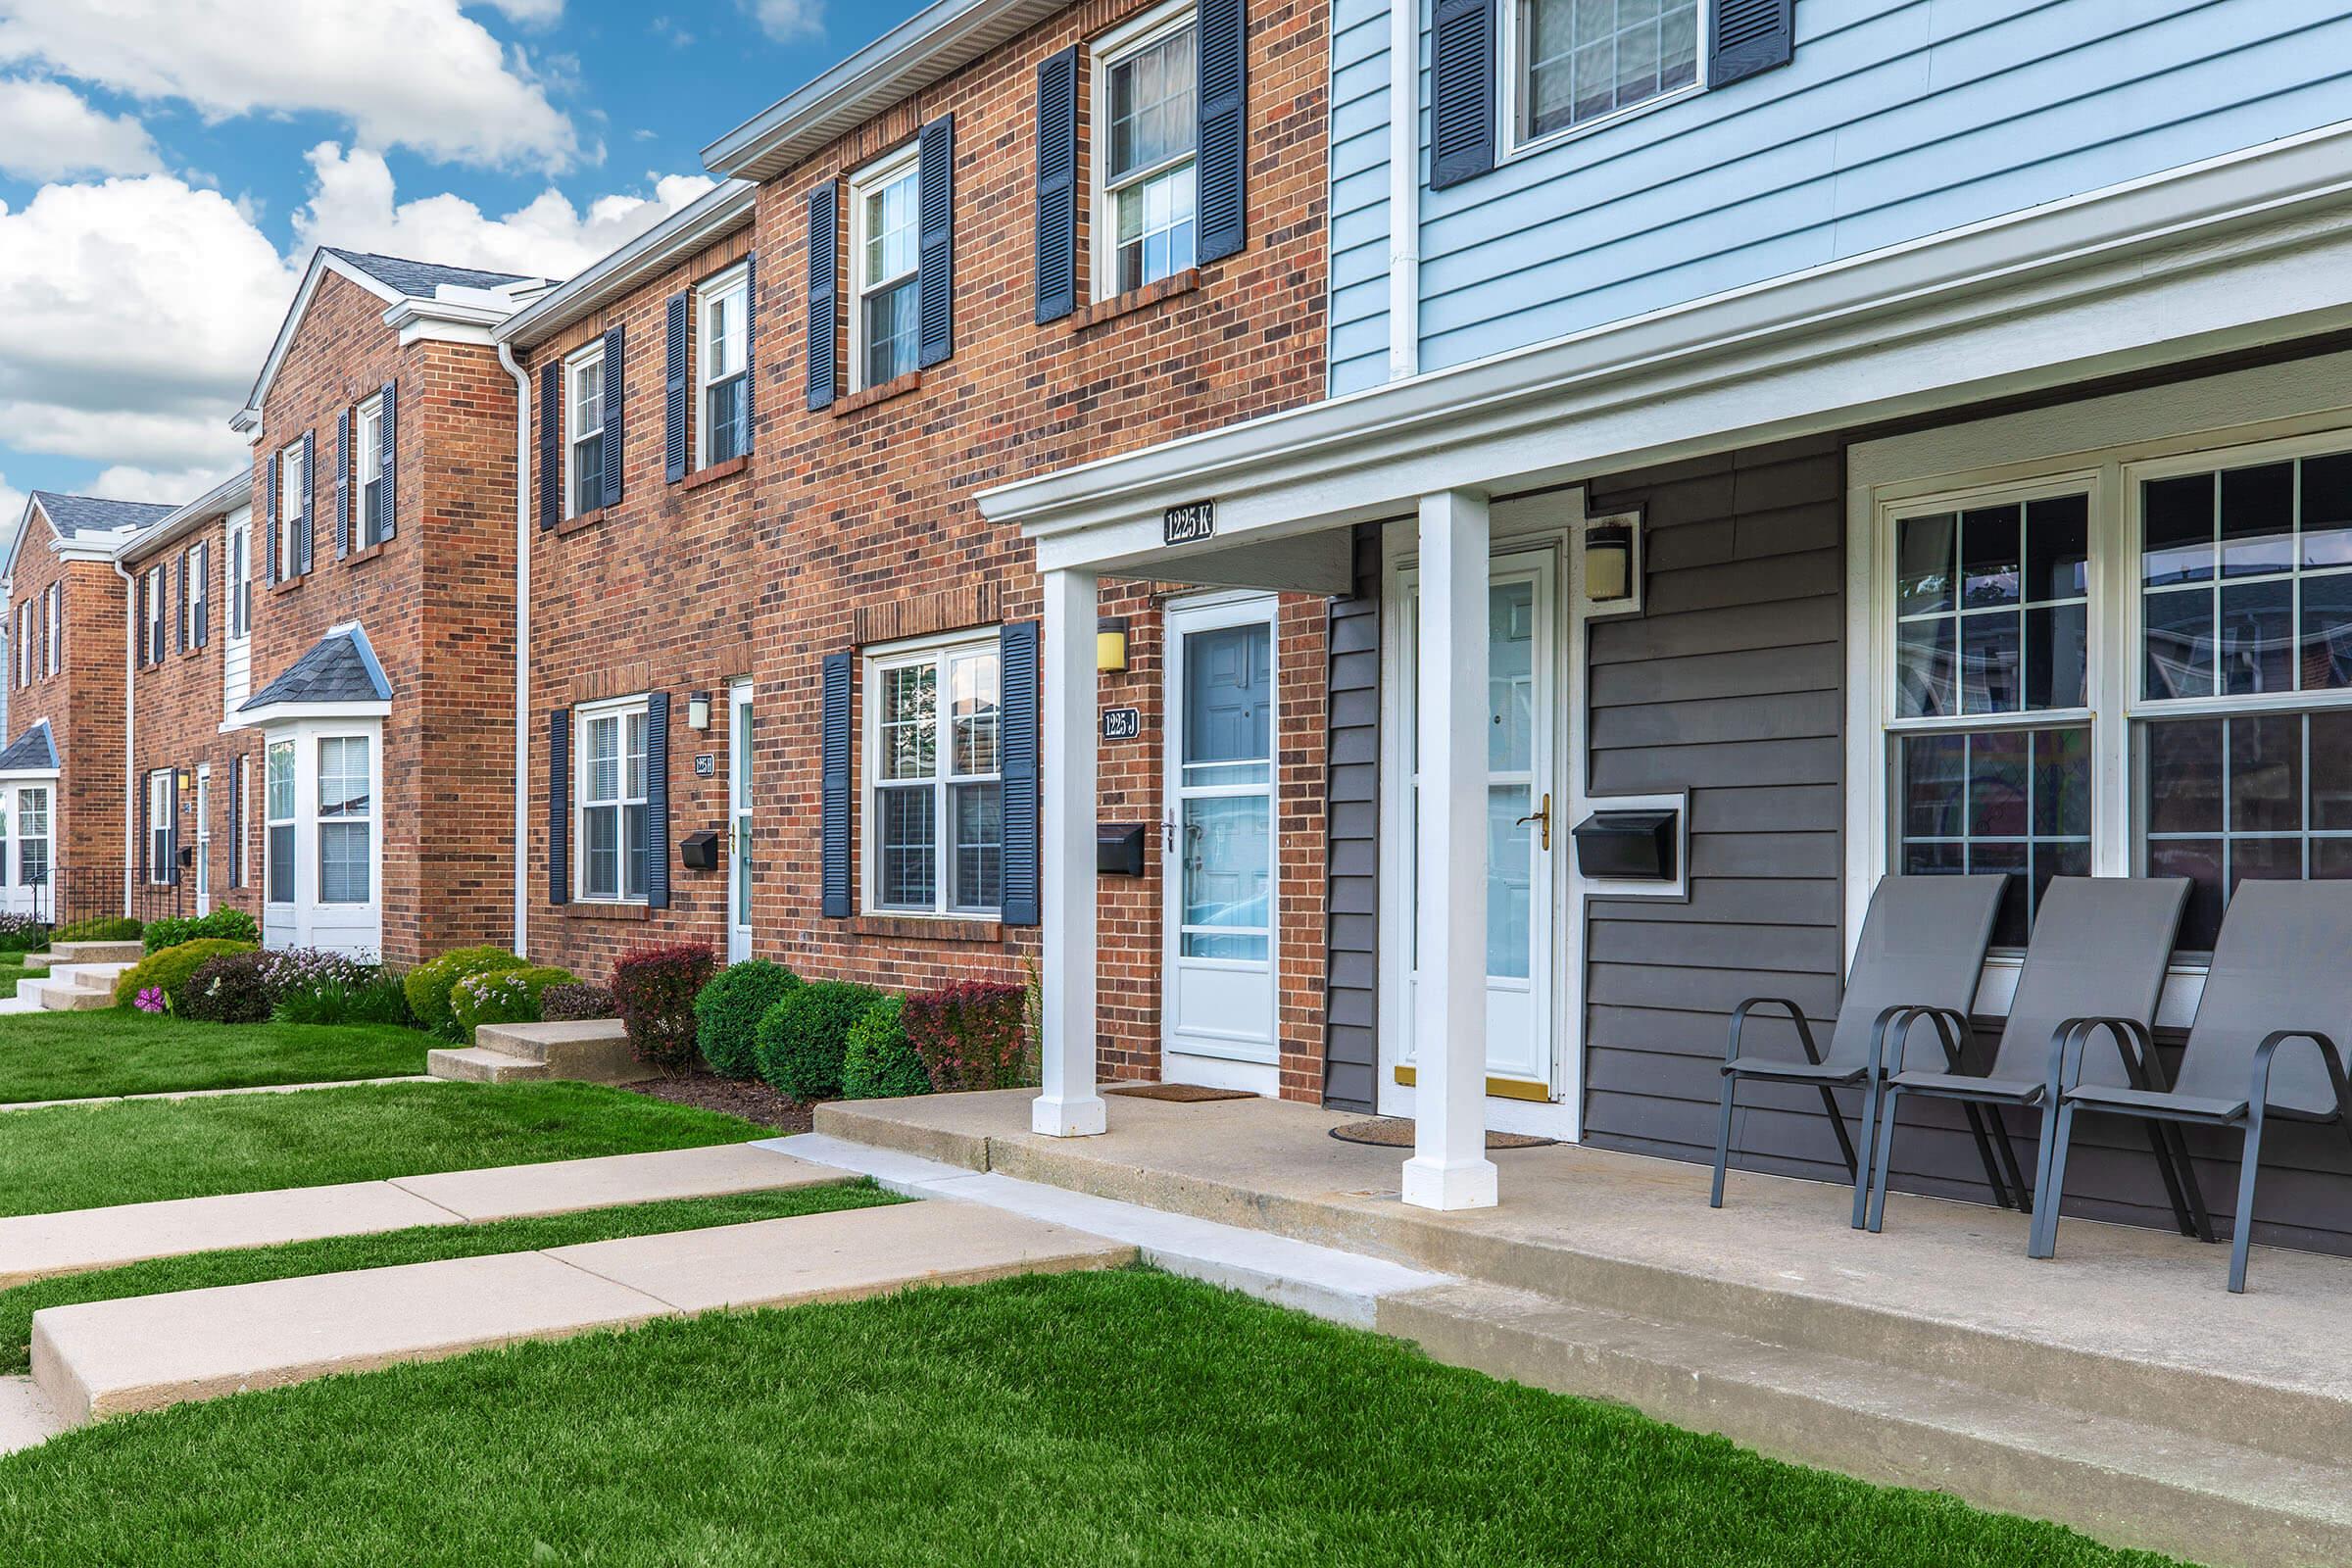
[1403, 490, 1499, 1209]
[1033, 566, 1107, 1137]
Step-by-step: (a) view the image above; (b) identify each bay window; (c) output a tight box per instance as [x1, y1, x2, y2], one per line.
[18, 788, 46, 888]
[318, 735, 371, 904]
[266, 740, 295, 905]
[576, 697, 650, 902]
[866, 635, 1004, 916]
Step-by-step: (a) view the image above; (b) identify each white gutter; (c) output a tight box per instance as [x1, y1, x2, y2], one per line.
[112, 556, 136, 922]
[499, 341, 532, 956]
[1387, 0, 1419, 382]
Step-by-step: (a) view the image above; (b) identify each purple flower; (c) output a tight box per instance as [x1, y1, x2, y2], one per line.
[134, 986, 167, 1014]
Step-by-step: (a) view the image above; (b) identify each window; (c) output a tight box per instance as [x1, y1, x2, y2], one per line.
[266, 739, 295, 905]
[576, 698, 650, 902]
[866, 636, 1004, 916]
[1096, 7, 1198, 297]
[697, 267, 749, 468]
[182, 544, 206, 651]
[564, 344, 605, 518]
[1513, 0, 1702, 148]
[275, 440, 302, 580]
[143, 564, 167, 666]
[228, 515, 251, 638]
[850, 148, 921, 390]
[43, 581, 59, 675]
[318, 735, 371, 904]
[356, 396, 388, 549]
[147, 770, 174, 885]
[16, 600, 29, 686]
[19, 788, 47, 888]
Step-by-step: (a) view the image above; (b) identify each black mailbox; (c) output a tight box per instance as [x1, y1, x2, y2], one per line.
[1571, 808, 1678, 882]
[1098, 823, 1147, 877]
[678, 830, 721, 872]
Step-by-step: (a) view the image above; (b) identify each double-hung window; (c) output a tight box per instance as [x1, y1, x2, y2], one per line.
[576, 698, 650, 903]
[14, 601, 27, 686]
[318, 735, 371, 904]
[146, 770, 174, 884]
[867, 636, 1004, 916]
[356, 396, 388, 549]
[697, 268, 750, 467]
[143, 564, 167, 665]
[228, 515, 251, 638]
[265, 740, 295, 906]
[850, 147, 921, 390]
[182, 544, 205, 649]
[43, 582, 59, 674]
[19, 788, 47, 888]
[1511, 0, 1701, 150]
[1097, 5, 1198, 297]
[564, 342, 605, 517]
[275, 440, 303, 581]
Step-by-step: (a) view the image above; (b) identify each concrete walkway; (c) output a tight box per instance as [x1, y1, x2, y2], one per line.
[0, 1074, 439, 1113]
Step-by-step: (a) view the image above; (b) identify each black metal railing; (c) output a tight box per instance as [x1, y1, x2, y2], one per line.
[33, 867, 189, 932]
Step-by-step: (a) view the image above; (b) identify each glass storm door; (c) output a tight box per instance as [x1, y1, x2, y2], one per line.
[1162, 596, 1279, 1067]
[728, 679, 754, 963]
[194, 767, 212, 915]
[1401, 552, 1559, 1094]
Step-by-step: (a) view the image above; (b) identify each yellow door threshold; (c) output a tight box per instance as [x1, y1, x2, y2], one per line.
[1391, 1065, 1552, 1102]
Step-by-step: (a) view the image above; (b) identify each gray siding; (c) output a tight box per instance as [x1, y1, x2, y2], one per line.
[1322, 524, 1385, 1113]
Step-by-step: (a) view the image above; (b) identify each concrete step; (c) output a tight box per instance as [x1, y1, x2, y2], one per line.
[30, 1199, 1133, 1425]
[434, 1019, 651, 1086]
[426, 1046, 551, 1084]
[34, 977, 112, 1011]
[1386, 1279, 2352, 1568]
[48, 942, 144, 965]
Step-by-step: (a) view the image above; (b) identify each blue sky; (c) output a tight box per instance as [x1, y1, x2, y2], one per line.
[0, 0, 930, 525]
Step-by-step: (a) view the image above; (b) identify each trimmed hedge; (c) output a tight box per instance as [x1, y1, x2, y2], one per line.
[142, 908, 261, 954]
[179, 952, 274, 1024]
[693, 960, 800, 1080]
[905, 981, 1031, 1092]
[842, 994, 930, 1100]
[611, 945, 715, 1070]
[54, 916, 140, 944]
[755, 980, 880, 1102]
[403, 948, 529, 1041]
[113, 939, 260, 1010]
[450, 964, 578, 1036]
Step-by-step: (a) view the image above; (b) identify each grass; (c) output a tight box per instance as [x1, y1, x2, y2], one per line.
[0, 1182, 902, 1374]
[0, 1080, 763, 1217]
[0, 1268, 2181, 1567]
[0, 1011, 430, 1104]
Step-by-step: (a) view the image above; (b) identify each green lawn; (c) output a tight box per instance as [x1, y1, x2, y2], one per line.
[0, 1268, 2180, 1567]
[0, 1183, 901, 1374]
[0, 1012, 430, 1104]
[0, 1081, 762, 1216]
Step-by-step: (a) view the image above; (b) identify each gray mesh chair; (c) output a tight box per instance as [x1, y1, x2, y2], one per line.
[1863, 876, 2205, 1241]
[2031, 879, 2352, 1293]
[1712, 874, 2005, 1229]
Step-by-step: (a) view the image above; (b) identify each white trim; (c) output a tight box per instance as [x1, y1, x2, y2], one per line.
[273, 439, 303, 581]
[1089, 0, 1200, 304]
[728, 677, 756, 963]
[355, 393, 387, 550]
[695, 263, 751, 470]
[234, 699, 392, 729]
[1384, 0, 1418, 382]
[1499, 0, 1706, 165]
[846, 141, 923, 394]
[256, 718, 384, 957]
[573, 692, 653, 906]
[499, 182, 759, 349]
[561, 341, 606, 520]
[860, 625, 1006, 921]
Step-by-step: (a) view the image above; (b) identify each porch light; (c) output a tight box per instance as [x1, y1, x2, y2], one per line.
[1097, 616, 1129, 673]
[1585, 516, 1638, 604]
[176, 768, 195, 795]
[686, 691, 712, 731]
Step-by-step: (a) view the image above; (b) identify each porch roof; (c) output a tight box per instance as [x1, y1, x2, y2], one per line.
[0, 719, 57, 774]
[240, 624, 390, 712]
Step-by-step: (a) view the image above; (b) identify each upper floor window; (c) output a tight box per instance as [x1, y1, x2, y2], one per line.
[865, 633, 1004, 917]
[356, 396, 388, 550]
[274, 439, 303, 582]
[698, 266, 750, 467]
[42, 581, 59, 675]
[1096, 5, 1198, 297]
[228, 514, 251, 639]
[1514, 0, 1701, 148]
[15, 600, 29, 687]
[182, 543, 208, 651]
[576, 697, 650, 904]
[850, 146, 921, 390]
[564, 342, 605, 518]
[142, 564, 167, 666]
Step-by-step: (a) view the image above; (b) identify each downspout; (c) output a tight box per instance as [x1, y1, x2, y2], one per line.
[499, 341, 532, 957]
[112, 556, 136, 921]
[1387, 0, 1421, 381]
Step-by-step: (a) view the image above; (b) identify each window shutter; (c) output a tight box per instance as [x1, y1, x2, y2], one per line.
[549, 709, 570, 906]
[538, 360, 563, 529]
[820, 651, 853, 918]
[334, 406, 352, 559]
[806, 183, 839, 411]
[1000, 619, 1040, 926]
[179, 554, 192, 653]
[1430, 0, 1496, 190]
[1034, 47, 1079, 322]
[1196, 0, 1249, 264]
[169, 771, 180, 885]
[379, 380, 398, 542]
[136, 574, 148, 669]
[663, 292, 689, 483]
[917, 115, 956, 368]
[197, 541, 211, 648]
[741, 254, 758, 453]
[265, 454, 280, 584]
[646, 690, 672, 910]
[298, 428, 316, 575]
[139, 776, 151, 880]
[1711, 0, 1793, 86]
[601, 324, 624, 509]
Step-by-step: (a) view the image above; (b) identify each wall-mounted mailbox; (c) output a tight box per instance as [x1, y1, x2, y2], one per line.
[678, 830, 721, 872]
[1098, 823, 1147, 877]
[1572, 808, 1678, 882]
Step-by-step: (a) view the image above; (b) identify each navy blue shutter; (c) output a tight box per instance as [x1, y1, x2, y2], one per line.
[139, 775, 151, 880]
[1196, 0, 1248, 264]
[1034, 47, 1079, 321]
[379, 381, 398, 541]
[169, 771, 180, 885]
[1430, 0, 1495, 190]
[538, 361, 562, 528]
[265, 454, 279, 583]
[601, 325, 624, 508]
[999, 619, 1040, 926]
[917, 116, 955, 368]
[297, 429, 315, 575]
[333, 407, 351, 558]
[646, 690, 671, 909]
[806, 184, 839, 411]
[1711, 0, 1793, 86]
[820, 651, 853, 918]
[549, 710, 570, 906]
[175, 553, 187, 653]
[663, 292, 689, 483]
[741, 254, 757, 452]
[135, 573, 148, 667]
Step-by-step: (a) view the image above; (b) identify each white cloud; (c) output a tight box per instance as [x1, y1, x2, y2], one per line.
[0, 471, 24, 528]
[0, 78, 162, 181]
[0, 0, 578, 172]
[742, 0, 822, 42]
[86, 462, 235, 505]
[475, 0, 563, 24]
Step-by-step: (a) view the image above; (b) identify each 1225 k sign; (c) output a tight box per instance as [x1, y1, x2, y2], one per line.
[1163, 499, 1216, 546]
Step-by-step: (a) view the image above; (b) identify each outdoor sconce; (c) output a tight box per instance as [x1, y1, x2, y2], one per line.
[1097, 616, 1129, 673]
[176, 768, 195, 795]
[686, 691, 712, 731]
[1585, 515, 1638, 605]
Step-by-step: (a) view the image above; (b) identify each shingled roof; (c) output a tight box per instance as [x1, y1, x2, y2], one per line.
[322, 249, 534, 298]
[29, 491, 176, 540]
[240, 626, 392, 711]
[0, 719, 59, 773]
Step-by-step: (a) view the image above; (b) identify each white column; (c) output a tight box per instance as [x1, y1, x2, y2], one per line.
[1403, 490, 1499, 1210]
[1033, 566, 1107, 1137]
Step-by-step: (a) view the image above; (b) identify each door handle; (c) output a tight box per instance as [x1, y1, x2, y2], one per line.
[1514, 793, 1552, 852]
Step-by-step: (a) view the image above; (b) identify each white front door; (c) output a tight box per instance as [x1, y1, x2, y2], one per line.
[727, 678, 754, 963]
[1161, 594, 1279, 1087]
[194, 766, 212, 916]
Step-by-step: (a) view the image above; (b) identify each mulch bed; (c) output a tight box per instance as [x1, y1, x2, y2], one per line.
[622, 1071, 813, 1135]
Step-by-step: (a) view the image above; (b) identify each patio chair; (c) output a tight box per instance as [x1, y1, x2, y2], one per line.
[1862, 876, 2206, 1241]
[1711, 873, 2005, 1229]
[2031, 879, 2352, 1292]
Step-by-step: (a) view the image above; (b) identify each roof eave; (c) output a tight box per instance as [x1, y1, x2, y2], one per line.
[496, 181, 759, 348]
[116, 471, 254, 564]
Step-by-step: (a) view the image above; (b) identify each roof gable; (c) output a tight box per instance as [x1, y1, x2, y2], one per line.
[324, 249, 532, 297]
[241, 624, 393, 711]
[0, 719, 59, 774]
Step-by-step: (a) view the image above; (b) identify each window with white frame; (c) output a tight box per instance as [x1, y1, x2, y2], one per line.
[564, 344, 605, 518]
[275, 441, 303, 580]
[182, 543, 205, 649]
[575, 698, 650, 902]
[146, 769, 174, 885]
[318, 735, 371, 904]
[697, 267, 749, 468]
[356, 395, 388, 549]
[143, 564, 167, 665]
[43, 581, 59, 675]
[17, 600, 31, 686]
[266, 739, 295, 905]
[1513, 0, 1701, 148]
[228, 515, 251, 639]
[1096, 5, 1198, 298]
[850, 147, 921, 390]
[19, 788, 47, 887]
[867, 635, 1004, 915]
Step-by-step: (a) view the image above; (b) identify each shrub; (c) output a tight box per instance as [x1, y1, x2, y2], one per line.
[610, 945, 715, 1070]
[755, 980, 879, 1102]
[142, 907, 261, 954]
[541, 982, 615, 1022]
[842, 994, 930, 1100]
[0, 914, 50, 953]
[112, 939, 259, 1010]
[904, 981, 1031, 1092]
[53, 916, 140, 944]
[693, 959, 800, 1080]
[450, 964, 577, 1036]
[179, 952, 273, 1024]
[403, 947, 529, 1041]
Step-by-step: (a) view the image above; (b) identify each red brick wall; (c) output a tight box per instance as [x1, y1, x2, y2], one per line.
[6, 528, 127, 910]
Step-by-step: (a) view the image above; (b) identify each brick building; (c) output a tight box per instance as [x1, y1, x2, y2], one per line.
[499, 0, 1331, 1097]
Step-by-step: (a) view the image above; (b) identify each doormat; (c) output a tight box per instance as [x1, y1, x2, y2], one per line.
[1105, 1083, 1258, 1102]
[1328, 1118, 1556, 1151]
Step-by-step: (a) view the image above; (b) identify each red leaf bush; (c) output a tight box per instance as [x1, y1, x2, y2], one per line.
[610, 944, 715, 1070]
[903, 981, 1030, 1093]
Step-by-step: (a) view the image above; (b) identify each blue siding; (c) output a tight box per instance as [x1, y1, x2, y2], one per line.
[1330, 0, 2352, 396]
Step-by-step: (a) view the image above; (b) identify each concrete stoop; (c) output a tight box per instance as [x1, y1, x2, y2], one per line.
[20, 960, 130, 1012]
[428, 1019, 651, 1086]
